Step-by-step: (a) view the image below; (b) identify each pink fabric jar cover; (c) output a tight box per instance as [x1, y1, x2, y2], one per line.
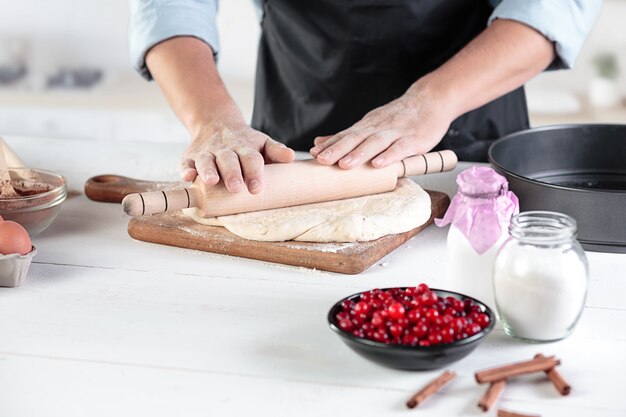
[436, 166, 519, 254]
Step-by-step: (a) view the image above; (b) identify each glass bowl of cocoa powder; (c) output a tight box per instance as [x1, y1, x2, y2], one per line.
[0, 168, 67, 236]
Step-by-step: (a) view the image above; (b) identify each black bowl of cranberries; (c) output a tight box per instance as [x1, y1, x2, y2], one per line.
[328, 284, 495, 370]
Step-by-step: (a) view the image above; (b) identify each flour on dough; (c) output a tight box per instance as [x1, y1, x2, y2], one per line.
[182, 179, 431, 243]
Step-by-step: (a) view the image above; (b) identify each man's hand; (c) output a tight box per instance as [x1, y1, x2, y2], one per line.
[311, 19, 554, 168]
[146, 36, 295, 194]
[180, 122, 295, 194]
[310, 83, 452, 169]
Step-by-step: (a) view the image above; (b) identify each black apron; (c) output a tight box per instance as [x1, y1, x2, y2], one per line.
[251, 0, 529, 162]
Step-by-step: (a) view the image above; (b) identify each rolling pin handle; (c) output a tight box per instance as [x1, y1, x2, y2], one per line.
[122, 188, 198, 217]
[399, 150, 457, 177]
[85, 175, 145, 203]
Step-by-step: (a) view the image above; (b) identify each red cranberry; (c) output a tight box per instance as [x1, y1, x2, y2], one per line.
[372, 330, 389, 343]
[407, 309, 421, 323]
[464, 323, 482, 336]
[389, 324, 404, 337]
[336, 312, 350, 322]
[425, 308, 439, 323]
[441, 326, 455, 343]
[419, 340, 431, 347]
[338, 319, 353, 331]
[352, 316, 365, 327]
[396, 317, 409, 328]
[421, 291, 438, 306]
[476, 314, 491, 328]
[341, 300, 355, 311]
[409, 298, 421, 309]
[387, 288, 401, 297]
[403, 333, 420, 346]
[428, 332, 443, 345]
[470, 306, 483, 316]
[360, 322, 373, 333]
[452, 299, 465, 312]
[388, 302, 406, 320]
[412, 323, 429, 338]
[354, 301, 370, 315]
[417, 283, 430, 294]
[452, 317, 466, 333]
[371, 312, 384, 328]
[468, 311, 481, 323]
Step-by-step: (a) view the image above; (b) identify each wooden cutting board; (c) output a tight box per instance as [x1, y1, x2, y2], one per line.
[127, 190, 449, 274]
[84, 174, 449, 274]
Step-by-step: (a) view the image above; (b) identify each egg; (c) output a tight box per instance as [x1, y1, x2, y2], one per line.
[0, 220, 32, 255]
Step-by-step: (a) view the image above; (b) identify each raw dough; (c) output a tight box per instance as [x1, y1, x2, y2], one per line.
[182, 179, 431, 243]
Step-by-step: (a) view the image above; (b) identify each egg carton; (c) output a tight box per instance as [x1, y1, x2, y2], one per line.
[0, 246, 36, 287]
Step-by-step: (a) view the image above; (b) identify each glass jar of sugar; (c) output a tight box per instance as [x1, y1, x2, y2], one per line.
[436, 166, 519, 313]
[493, 211, 588, 343]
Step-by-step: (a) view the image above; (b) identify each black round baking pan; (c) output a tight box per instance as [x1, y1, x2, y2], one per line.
[489, 124, 626, 253]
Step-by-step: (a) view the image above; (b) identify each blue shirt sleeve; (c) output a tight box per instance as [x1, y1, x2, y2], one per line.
[129, 0, 220, 80]
[489, 0, 603, 69]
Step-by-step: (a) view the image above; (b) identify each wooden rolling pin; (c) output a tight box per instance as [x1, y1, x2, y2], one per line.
[122, 150, 457, 217]
[85, 175, 185, 203]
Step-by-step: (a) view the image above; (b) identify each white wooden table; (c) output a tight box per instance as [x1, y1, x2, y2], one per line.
[1, 136, 624, 417]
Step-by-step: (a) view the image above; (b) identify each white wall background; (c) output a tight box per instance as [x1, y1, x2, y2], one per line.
[528, 0, 626, 94]
[0, 0, 624, 143]
[1, 0, 625, 90]
[0, 0, 260, 82]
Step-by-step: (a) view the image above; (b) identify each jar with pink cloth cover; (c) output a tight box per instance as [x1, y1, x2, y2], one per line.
[436, 167, 519, 313]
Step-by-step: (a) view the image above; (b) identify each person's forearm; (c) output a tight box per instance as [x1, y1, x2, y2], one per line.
[310, 18, 555, 168]
[145, 36, 294, 192]
[145, 36, 245, 138]
[412, 19, 555, 119]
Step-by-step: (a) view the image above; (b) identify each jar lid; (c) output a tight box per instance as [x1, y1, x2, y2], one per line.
[436, 166, 519, 254]
[457, 166, 507, 196]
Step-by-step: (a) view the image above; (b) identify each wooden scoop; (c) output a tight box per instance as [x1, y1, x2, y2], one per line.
[0, 136, 26, 168]
[122, 150, 457, 218]
[0, 142, 19, 198]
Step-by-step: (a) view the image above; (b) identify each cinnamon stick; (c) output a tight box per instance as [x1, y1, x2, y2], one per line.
[497, 408, 540, 417]
[478, 379, 506, 412]
[475, 356, 560, 384]
[534, 353, 571, 396]
[406, 370, 456, 409]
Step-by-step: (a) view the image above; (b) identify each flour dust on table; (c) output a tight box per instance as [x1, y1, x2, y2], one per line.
[182, 179, 431, 242]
